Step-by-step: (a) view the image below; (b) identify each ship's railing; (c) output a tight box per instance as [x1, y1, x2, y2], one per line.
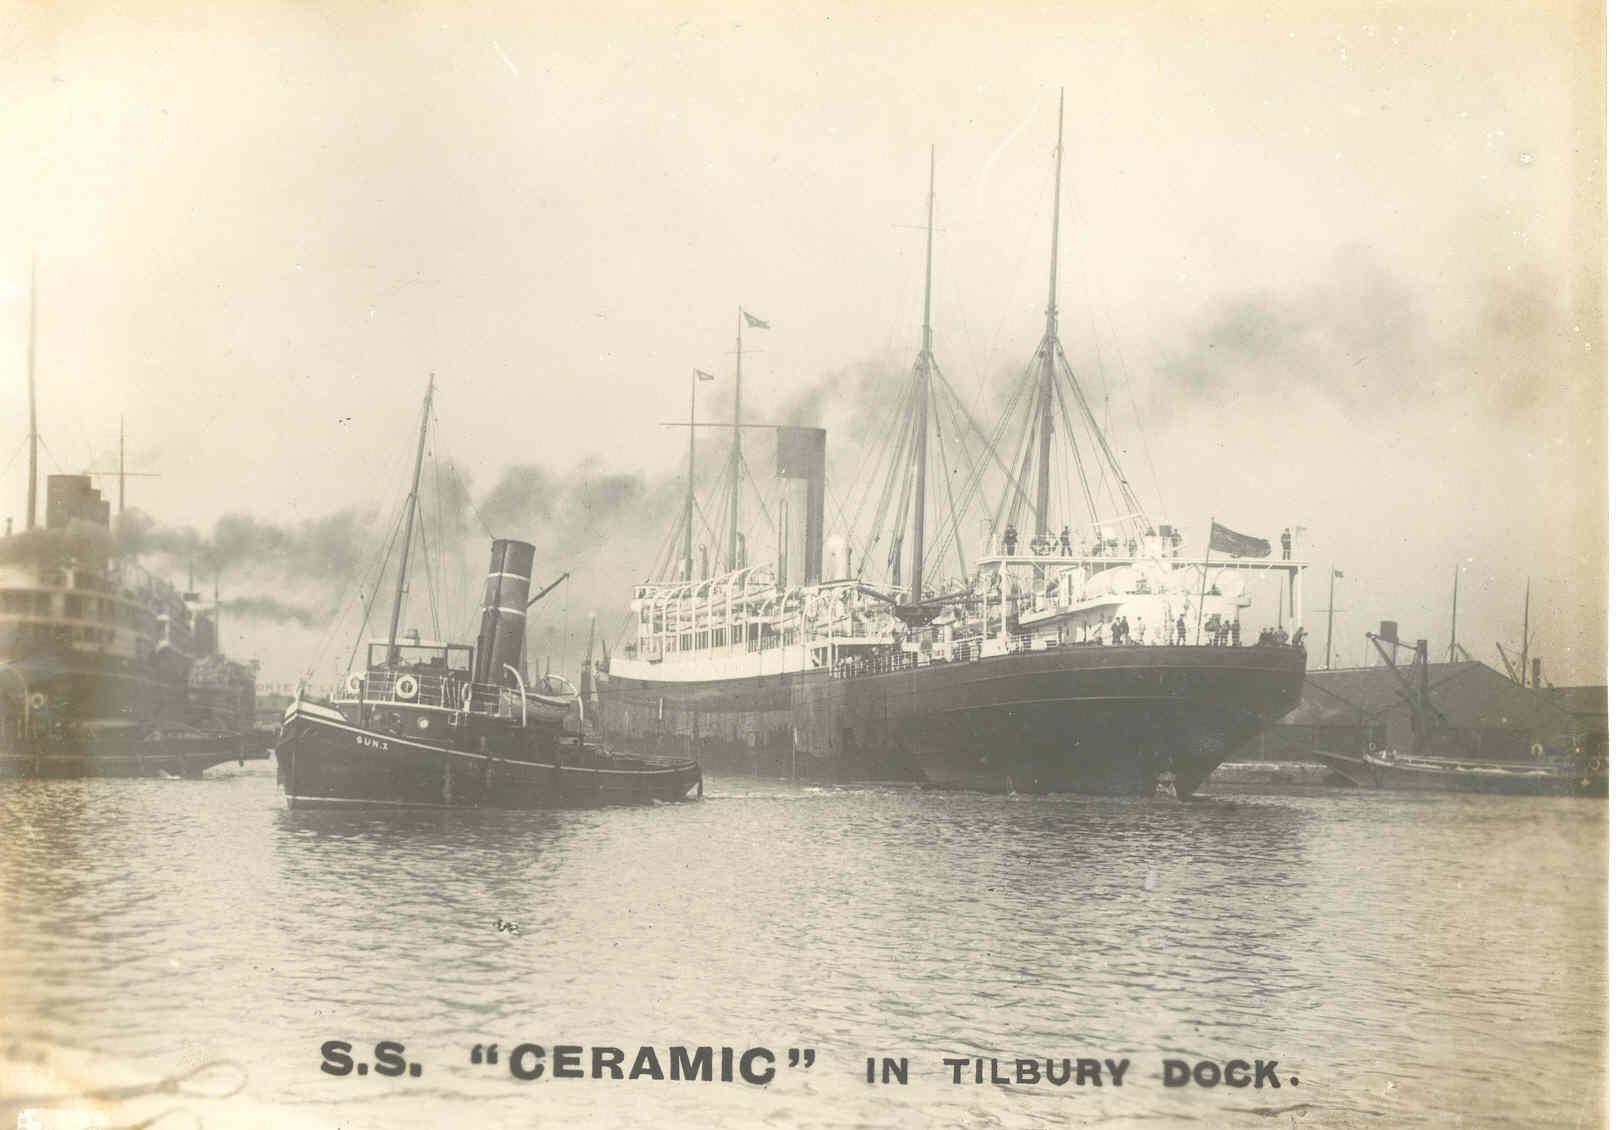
[950, 636, 983, 662]
[331, 670, 521, 719]
[1007, 629, 1066, 653]
[830, 650, 920, 680]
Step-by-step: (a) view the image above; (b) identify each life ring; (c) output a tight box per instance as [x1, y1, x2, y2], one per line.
[27, 692, 45, 710]
[1590, 756, 1604, 774]
[345, 672, 365, 695]
[395, 674, 419, 700]
[1530, 742, 1545, 761]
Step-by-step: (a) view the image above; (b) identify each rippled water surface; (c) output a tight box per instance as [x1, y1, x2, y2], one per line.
[0, 764, 1605, 1128]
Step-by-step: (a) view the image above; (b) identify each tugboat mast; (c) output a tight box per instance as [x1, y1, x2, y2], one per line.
[385, 374, 434, 663]
[1034, 90, 1065, 539]
[909, 146, 937, 605]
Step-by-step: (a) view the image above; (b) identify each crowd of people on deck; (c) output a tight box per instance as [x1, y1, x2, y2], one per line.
[998, 523, 1184, 558]
[1081, 617, 1307, 649]
[1071, 616, 1307, 649]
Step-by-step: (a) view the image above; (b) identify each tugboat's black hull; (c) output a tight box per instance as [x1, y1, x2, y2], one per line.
[277, 703, 702, 809]
[599, 644, 1304, 797]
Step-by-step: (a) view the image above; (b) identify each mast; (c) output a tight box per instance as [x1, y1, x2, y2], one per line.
[1033, 90, 1064, 537]
[685, 370, 697, 580]
[909, 146, 936, 605]
[1448, 565, 1459, 663]
[118, 416, 126, 514]
[727, 308, 742, 571]
[26, 255, 37, 531]
[1324, 566, 1337, 669]
[385, 375, 435, 663]
[1519, 579, 1530, 686]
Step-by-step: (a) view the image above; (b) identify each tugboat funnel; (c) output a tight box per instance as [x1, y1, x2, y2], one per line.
[473, 539, 536, 686]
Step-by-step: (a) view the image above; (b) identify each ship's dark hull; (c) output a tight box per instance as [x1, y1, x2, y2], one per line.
[277, 702, 702, 809]
[0, 729, 260, 779]
[599, 643, 1305, 797]
[1313, 751, 1607, 797]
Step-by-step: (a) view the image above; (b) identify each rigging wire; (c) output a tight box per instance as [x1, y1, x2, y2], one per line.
[739, 454, 778, 542]
[1048, 367, 1099, 524]
[300, 426, 418, 682]
[416, 499, 442, 640]
[841, 364, 916, 554]
[928, 368, 972, 584]
[1054, 340, 1144, 520]
[858, 386, 919, 580]
[339, 501, 407, 676]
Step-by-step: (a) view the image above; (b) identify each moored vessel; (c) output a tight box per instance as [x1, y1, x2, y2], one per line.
[0, 478, 263, 779]
[596, 97, 1307, 797]
[1312, 749, 1606, 797]
[0, 267, 262, 778]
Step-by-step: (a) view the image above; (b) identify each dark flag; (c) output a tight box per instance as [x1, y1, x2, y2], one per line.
[743, 310, 770, 330]
[694, 369, 716, 381]
[1209, 521, 1271, 558]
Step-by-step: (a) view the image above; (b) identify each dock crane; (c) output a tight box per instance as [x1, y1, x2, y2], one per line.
[1366, 623, 1447, 757]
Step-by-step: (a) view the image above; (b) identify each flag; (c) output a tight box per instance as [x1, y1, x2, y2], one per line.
[694, 369, 716, 381]
[1333, 568, 1344, 579]
[743, 310, 770, 329]
[1209, 521, 1271, 558]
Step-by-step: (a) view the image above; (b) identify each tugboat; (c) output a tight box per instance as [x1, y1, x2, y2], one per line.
[276, 380, 702, 809]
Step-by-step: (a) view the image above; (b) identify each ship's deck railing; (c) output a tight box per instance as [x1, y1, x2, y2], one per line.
[331, 670, 521, 719]
[830, 650, 920, 680]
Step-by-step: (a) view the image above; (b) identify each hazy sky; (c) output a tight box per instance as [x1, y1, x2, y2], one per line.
[0, 0, 1605, 686]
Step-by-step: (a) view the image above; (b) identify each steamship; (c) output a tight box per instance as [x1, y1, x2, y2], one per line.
[0, 474, 261, 778]
[276, 380, 702, 809]
[595, 99, 1307, 797]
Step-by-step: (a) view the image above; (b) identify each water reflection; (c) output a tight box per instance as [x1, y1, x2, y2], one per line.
[0, 769, 1604, 1129]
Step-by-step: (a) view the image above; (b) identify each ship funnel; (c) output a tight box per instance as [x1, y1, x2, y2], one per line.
[776, 427, 825, 585]
[473, 539, 536, 686]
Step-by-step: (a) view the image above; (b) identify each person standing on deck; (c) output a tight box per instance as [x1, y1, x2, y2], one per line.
[1281, 528, 1293, 560]
[1176, 615, 1187, 645]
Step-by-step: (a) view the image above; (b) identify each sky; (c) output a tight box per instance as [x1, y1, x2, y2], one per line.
[0, 0, 1605, 687]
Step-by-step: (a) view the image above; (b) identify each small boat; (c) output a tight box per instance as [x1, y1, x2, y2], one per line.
[1313, 748, 1606, 797]
[276, 380, 702, 810]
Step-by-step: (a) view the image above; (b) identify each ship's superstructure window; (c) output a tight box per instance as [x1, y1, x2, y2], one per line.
[0, 590, 54, 616]
[366, 643, 472, 672]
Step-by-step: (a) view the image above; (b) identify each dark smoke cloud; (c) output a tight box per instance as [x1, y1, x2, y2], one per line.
[479, 465, 557, 531]
[222, 595, 321, 627]
[118, 506, 375, 581]
[0, 521, 121, 568]
[1147, 251, 1423, 424]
